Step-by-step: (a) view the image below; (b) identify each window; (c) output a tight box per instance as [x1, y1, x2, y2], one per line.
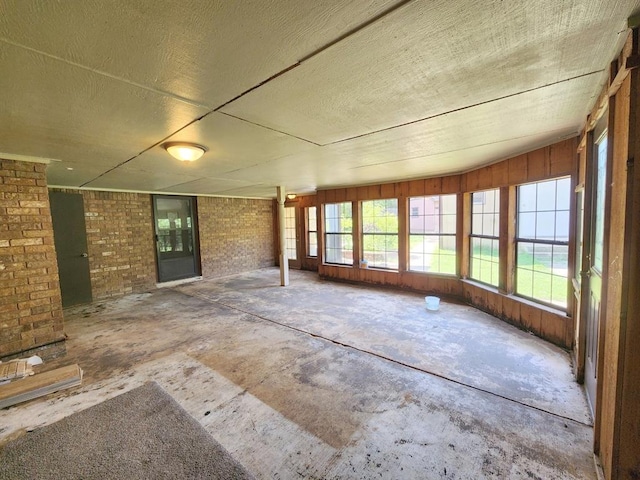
[306, 206, 317, 257]
[574, 189, 583, 284]
[593, 134, 608, 273]
[516, 177, 571, 308]
[361, 199, 399, 269]
[409, 195, 457, 274]
[324, 202, 353, 265]
[470, 188, 500, 286]
[284, 207, 297, 260]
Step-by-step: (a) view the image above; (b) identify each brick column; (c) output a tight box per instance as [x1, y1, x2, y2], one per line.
[0, 159, 64, 357]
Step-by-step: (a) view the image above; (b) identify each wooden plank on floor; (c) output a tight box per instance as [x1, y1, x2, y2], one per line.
[0, 364, 83, 409]
[0, 360, 32, 382]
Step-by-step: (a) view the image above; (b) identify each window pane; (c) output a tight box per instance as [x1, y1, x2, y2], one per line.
[575, 190, 584, 282]
[411, 214, 426, 234]
[551, 274, 568, 308]
[516, 266, 533, 298]
[325, 233, 353, 265]
[492, 212, 500, 238]
[486, 189, 499, 213]
[556, 177, 571, 210]
[441, 213, 456, 235]
[472, 213, 482, 234]
[482, 213, 495, 237]
[517, 242, 534, 269]
[324, 203, 353, 265]
[519, 183, 536, 212]
[535, 211, 556, 240]
[409, 195, 457, 275]
[308, 232, 317, 257]
[536, 180, 557, 211]
[441, 194, 457, 215]
[491, 261, 500, 287]
[471, 189, 499, 236]
[551, 244, 568, 274]
[362, 199, 398, 269]
[516, 177, 570, 309]
[409, 235, 428, 272]
[555, 211, 570, 242]
[518, 211, 536, 238]
[533, 271, 551, 303]
[470, 237, 499, 287]
[284, 207, 297, 260]
[594, 138, 607, 271]
[306, 206, 317, 258]
[324, 202, 352, 233]
[307, 207, 317, 230]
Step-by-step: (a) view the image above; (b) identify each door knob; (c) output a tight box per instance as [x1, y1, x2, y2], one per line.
[80, 253, 88, 258]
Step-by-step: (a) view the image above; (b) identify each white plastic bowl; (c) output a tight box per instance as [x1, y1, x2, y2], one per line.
[425, 296, 440, 311]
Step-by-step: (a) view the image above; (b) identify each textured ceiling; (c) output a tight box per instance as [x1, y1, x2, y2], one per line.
[1, 0, 639, 198]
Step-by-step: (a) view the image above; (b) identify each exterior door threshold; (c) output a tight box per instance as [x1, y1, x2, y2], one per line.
[156, 276, 203, 289]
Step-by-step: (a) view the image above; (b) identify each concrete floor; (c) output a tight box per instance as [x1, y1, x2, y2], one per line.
[0, 268, 595, 479]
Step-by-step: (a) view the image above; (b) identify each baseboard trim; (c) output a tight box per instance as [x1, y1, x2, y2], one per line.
[593, 453, 605, 480]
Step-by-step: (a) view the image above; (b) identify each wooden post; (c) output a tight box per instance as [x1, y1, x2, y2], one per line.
[352, 200, 361, 268]
[276, 186, 289, 286]
[398, 194, 408, 273]
[500, 186, 516, 295]
[459, 192, 471, 279]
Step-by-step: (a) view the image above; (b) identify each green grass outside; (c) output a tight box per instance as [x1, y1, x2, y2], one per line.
[421, 243, 568, 308]
[404, 237, 568, 308]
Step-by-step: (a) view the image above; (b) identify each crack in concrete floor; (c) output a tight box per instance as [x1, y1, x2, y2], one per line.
[189, 290, 591, 429]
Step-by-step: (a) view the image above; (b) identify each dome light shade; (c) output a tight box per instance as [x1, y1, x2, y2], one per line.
[164, 142, 207, 162]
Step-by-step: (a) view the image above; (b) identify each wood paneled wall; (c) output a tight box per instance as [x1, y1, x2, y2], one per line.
[306, 138, 577, 348]
[587, 28, 640, 480]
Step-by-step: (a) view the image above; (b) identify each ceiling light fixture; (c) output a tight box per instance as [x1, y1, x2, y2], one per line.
[163, 142, 207, 162]
[287, 193, 297, 200]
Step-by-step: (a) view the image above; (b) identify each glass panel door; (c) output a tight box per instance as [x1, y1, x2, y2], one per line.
[585, 129, 607, 417]
[153, 195, 200, 282]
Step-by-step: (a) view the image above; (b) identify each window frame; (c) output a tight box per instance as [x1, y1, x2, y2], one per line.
[283, 206, 297, 261]
[408, 194, 457, 275]
[360, 198, 399, 270]
[515, 176, 571, 310]
[469, 188, 500, 287]
[323, 202, 354, 266]
[306, 206, 318, 258]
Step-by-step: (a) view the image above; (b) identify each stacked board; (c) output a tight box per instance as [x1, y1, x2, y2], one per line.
[0, 364, 83, 409]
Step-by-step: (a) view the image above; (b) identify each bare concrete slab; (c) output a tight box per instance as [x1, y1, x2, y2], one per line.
[179, 268, 590, 424]
[0, 268, 595, 479]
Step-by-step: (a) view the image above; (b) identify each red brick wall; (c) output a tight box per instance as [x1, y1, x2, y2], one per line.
[0, 160, 64, 357]
[50, 191, 275, 298]
[51, 189, 157, 300]
[198, 197, 275, 278]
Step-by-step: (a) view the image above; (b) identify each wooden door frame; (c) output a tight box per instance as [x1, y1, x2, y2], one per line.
[582, 108, 613, 454]
[283, 204, 302, 269]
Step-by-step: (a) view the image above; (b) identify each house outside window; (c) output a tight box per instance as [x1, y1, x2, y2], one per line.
[409, 195, 456, 274]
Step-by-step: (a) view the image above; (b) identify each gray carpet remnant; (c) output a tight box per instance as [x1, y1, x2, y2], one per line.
[0, 381, 255, 480]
